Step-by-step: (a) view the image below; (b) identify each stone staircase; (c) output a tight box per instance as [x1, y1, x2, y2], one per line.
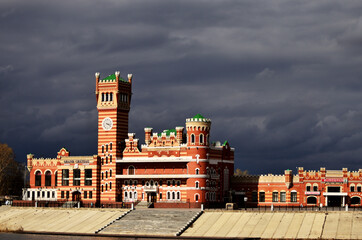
[62, 201, 78, 208]
[135, 201, 152, 209]
[99, 209, 201, 236]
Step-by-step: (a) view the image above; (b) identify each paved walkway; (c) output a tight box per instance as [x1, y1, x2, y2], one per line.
[182, 210, 362, 239]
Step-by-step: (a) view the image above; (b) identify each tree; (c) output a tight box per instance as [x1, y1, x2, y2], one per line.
[0, 143, 23, 197]
[234, 168, 249, 176]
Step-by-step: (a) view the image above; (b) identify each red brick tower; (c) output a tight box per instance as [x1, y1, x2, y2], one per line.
[186, 114, 211, 203]
[96, 71, 132, 203]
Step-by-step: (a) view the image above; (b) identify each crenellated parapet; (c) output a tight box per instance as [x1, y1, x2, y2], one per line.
[144, 127, 184, 147]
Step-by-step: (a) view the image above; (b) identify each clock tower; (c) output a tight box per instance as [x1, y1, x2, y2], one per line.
[95, 71, 132, 203]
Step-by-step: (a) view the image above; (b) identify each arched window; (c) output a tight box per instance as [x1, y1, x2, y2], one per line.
[110, 182, 112, 189]
[102, 145, 104, 153]
[110, 93, 113, 101]
[195, 194, 199, 202]
[306, 184, 311, 192]
[106, 144, 108, 152]
[195, 181, 199, 189]
[177, 180, 180, 186]
[134, 191, 137, 199]
[101, 185, 104, 192]
[110, 155, 112, 163]
[106, 171, 108, 179]
[102, 93, 105, 102]
[172, 180, 175, 186]
[128, 166, 135, 175]
[191, 134, 195, 143]
[177, 191, 180, 200]
[307, 196, 317, 204]
[105, 93, 109, 101]
[195, 168, 200, 175]
[35, 171, 42, 186]
[351, 185, 355, 192]
[129, 191, 132, 198]
[105, 183, 108, 191]
[167, 192, 171, 200]
[199, 134, 204, 144]
[110, 143, 112, 150]
[45, 171, 52, 186]
[351, 197, 361, 205]
[172, 192, 175, 200]
[110, 169, 112, 177]
[313, 184, 318, 192]
[125, 191, 128, 198]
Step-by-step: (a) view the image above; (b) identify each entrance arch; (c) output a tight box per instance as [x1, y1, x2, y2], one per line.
[351, 197, 361, 205]
[72, 191, 81, 201]
[307, 196, 317, 204]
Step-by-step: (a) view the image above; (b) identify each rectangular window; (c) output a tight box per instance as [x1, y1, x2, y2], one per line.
[272, 192, 278, 202]
[47, 191, 50, 198]
[66, 191, 69, 199]
[61, 191, 64, 198]
[42, 191, 45, 198]
[85, 169, 92, 186]
[73, 169, 81, 186]
[306, 186, 311, 192]
[252, 192, 258, 202]
[280, 192, 286, 202]
[259, 192, 265, 202]
[291, 192, 297, 202]
[84, 191, 87, 199]
[62, 169, 69, 186]
[37, 191, 40, 197]
[89, 191, 93, 199]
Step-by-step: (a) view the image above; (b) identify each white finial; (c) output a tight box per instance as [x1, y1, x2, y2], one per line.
[128, 74, 133, 80]
[95, 72, 100, 78]
[115, 71, 120, 77]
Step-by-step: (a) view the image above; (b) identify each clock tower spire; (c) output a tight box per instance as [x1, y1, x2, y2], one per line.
[96, 71, 132, 203]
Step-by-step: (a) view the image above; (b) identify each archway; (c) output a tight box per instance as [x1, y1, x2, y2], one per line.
[351, 197, 361, 205]
[72, 191, 81, 202]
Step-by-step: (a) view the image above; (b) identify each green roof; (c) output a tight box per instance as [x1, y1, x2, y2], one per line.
[222, 140, 228, 146]
[192, 113, 205, 119]
[158, 129, 177, 136]
[100, 74, 127, 83]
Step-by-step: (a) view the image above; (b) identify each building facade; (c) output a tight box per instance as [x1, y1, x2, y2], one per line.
[24, 72, 234, 206]
[232, 167, 362, 207]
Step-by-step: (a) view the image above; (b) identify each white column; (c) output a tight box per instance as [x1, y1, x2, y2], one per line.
[342, 196, 345, 207]
[325, 196, 328, 206]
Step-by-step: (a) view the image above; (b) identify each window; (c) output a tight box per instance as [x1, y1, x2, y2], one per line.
[55, 171, 58, 186]
[272, 192, 278, 202]
[110, 169, 112, 177]
[128, 166, 135, 175]
[191, 134, 195, 143]
[66, 191, 69, 199]
[110, 155, 112, 163]
[106, 157, 108, 164]
[85, 169, 92, 186]
[177, 180, 180, 186]
[195, 194, 199, 202]
[106, 171, 108, 179]
[358, 186, 362, 192]
[41, 191, 44, 198]
[102, 93, 105, 102]
[167, 192, 170, 200]
[172, 192, 175, 200]
[351, 186, 355, 192]
[61, 191, 64, 198]
[101, 185, 104, 192]
[280, 192, 286, 202]
[160, 193, 162, 200]
[27, 191, 30, 198]
[52, 192, 55, 198]
[177, 191, 180, 200]
[102, 145, 104, 153]
[110, 93, 113, 101]
[306, 185, 311, 192]
[89, 191, 92, 199]
[102, 172, 104, 180]
[45, 171, 51, 186]
[291, 192, 297, 202]
[106, 144, 108, 152]
[84, 191, 87, 199]
[110, 143, 112, 151]
[110, 182, 112, 189]
[259, 192, 265, 202]
[195, 168, 200, 175]
[47, 191, 50, 198]
[73, 169, 81, 186]
[106, 183, 108, 191]
[252, 192, 258, 202]
[313, 185, 318, 191]
[62, 169, 69, 186]
[125, 192, 128, 198]
[199, 134, 204, 144]
[195, 181, 199, 189]
[35, 171, 42, 186]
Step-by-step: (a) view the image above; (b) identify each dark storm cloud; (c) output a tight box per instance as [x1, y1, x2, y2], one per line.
[1, 0, 362, 174]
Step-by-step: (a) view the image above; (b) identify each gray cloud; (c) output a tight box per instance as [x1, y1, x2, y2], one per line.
[1, 0, 362, 174]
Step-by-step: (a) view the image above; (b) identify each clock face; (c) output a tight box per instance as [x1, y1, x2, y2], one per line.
[102, 117, 113, 131]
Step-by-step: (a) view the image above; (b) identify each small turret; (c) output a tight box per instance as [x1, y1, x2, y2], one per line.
[144, 127, 153, 145]
[285, 169, 293, 188]
[185, 114, 211, 146]
[27, 154, 34, 171]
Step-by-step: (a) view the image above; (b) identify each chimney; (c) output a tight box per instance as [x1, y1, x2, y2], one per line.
[175, 126, 184, 144]
[115, 71, 120, 81]
[144, 128, 153, 145]
[128, 74, 133, 84]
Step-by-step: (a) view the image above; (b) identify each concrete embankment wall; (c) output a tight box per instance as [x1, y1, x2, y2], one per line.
[182, 210, 362, 239]
[0, 206, 127, 234]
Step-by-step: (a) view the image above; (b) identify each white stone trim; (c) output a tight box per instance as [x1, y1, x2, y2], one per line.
[116, 174, 208, 179]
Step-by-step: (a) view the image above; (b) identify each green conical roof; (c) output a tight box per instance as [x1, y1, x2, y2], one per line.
[192, 113, 205, 119]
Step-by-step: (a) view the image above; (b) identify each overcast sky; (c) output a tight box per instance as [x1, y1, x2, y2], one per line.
[1, 0, 362, 174]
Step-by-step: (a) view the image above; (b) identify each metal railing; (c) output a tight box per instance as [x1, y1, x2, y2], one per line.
[11, 200, 133, 209]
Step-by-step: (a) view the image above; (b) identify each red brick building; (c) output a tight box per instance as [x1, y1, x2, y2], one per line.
[24, 71, 235, 207]
[232, 167, 362, 207]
